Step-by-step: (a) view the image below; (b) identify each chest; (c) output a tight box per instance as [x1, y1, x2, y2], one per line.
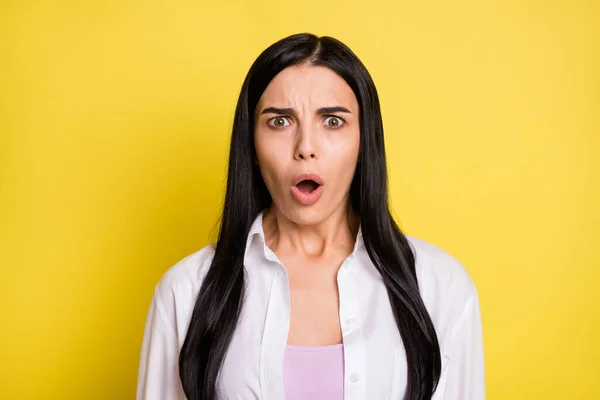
[281, 255, 344, 345]
[218, 257, 406, 400]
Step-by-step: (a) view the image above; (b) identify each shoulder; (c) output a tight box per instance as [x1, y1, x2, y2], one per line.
[406, 235, 476, 295]
[151, 243, 216, 333]
[405, 235, 479, 333]
[156, 243, 216, 294]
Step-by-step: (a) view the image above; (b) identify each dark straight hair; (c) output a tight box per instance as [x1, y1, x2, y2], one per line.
[179, 33, 441, 400]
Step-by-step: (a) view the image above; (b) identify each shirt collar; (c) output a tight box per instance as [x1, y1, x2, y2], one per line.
[244, 209, 364, 262]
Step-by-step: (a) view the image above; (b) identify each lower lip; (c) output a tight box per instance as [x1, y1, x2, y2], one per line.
[291, 185, 323, 205]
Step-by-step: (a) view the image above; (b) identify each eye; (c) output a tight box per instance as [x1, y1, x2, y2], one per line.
[267, 116, 291, 128]
[324, 115, 345, 128]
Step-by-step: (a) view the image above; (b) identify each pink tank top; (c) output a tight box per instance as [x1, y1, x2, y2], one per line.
[282, 343, 345, 400]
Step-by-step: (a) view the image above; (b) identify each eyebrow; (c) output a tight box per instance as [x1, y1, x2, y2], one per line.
[260, 106, 352, 115]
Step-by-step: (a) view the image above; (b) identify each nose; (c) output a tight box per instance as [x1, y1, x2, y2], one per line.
[294, 122, 319, 161]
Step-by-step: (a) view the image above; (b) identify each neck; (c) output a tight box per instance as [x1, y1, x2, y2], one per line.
[262, 202, 360, 259]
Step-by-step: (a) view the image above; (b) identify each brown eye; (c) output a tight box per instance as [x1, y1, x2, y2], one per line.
[268, 116, 290, 128]
[324, 116, 344, 128]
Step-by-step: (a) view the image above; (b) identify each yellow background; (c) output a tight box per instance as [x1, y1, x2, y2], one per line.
[1, 0, 598, 399]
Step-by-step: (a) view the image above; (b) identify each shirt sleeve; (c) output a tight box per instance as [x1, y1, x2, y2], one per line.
[442, 289, 486, 399]
[136, 288, 187, 400]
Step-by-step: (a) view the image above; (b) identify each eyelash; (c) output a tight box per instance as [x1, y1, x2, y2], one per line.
[267, 115, 346, 128]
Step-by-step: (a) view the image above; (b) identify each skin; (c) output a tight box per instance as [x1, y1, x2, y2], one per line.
[253, 62, 361, 346]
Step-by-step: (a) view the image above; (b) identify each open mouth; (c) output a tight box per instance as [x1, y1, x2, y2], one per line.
[295, 179, 321, 194]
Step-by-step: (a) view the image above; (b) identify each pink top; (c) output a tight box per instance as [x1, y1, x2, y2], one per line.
[282, 343, 345, 400]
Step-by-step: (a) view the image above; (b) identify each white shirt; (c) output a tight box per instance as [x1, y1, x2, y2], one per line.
[137, 211, 485, 400]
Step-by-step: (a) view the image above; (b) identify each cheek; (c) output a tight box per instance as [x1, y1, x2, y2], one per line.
[255, 128, 284, 160]
[337, 148, 360, 180]
[255, 136, 288, 187]
[328, 130, 360, 166]
[331, 132, 360, 185]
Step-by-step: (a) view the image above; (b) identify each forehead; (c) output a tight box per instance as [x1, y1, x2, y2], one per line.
[257, 64, 358, 110]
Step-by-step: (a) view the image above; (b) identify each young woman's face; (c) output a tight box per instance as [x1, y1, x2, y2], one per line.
[254, 63, 360, 225]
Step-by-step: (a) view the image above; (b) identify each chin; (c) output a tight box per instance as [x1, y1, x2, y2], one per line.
[279, 205, 326, 226]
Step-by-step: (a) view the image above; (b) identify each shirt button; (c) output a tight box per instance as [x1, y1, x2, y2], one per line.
[350, 373, 360, 383]
[345, 318, 355, 326]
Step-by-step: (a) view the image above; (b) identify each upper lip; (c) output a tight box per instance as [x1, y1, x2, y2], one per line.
[293, 173, 324, 186]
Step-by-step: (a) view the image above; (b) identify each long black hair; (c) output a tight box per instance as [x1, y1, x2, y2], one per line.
[179, 33, 441, 400]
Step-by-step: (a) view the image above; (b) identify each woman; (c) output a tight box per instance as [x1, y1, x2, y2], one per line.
[137, 33, 485, 400]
